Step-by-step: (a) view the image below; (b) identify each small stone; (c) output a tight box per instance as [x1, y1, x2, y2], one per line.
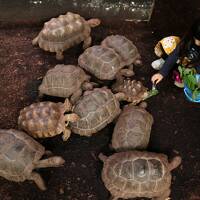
[173, 149, 179, 154]
[81, 164, 87, 168]
[71, 162, 76, 167]
[59, 187, 64, 194]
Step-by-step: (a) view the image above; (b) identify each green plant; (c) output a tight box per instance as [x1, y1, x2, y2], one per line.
[178, 66, 200, 99]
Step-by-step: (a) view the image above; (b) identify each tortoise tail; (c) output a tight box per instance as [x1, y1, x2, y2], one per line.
[32, 35, 39, 45]
[168, 156, 182, 171]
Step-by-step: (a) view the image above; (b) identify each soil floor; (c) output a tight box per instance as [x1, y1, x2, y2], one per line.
[0, 0, 200, 199]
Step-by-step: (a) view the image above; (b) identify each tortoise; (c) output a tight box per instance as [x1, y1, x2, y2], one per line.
[101, 35, 142, 67]
[0, 129, 65, 190]
[18, 99, 79, 141]
[78, 35, 142, 81]
[99, 151, 182, 200]
[111, 102, 153, 151]
[112, 77, 149, 105]
[32, 12, 101, 60]
[38, 64, 95, 104]
[70, 87, 125, 136]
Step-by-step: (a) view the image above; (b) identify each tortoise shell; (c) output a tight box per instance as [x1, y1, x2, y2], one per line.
[112, 78, 148, 105]
[112, 104, 153, 151]
[39, 64, 89, 98]
[18, 101, 67, 139]
[78, 45, 123, 80]
[32, 12, 100, 59]
[100, 151, 172, 199]
[101, 35, 141, 66]
[70, 87, 121, 136]
[0, 129, 44, 182]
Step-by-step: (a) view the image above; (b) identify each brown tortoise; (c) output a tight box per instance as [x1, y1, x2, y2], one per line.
[111, 103, 153, 151]
[112, 77, 149, 105]
[78, 35, 141, 80]
[0, 129, 65, 190]
[39, 64, 95, 103]
[99, 151, 182, 200]
[101, 35, 142, 66]
[32, 12, 101, 60]
[70, 87, 125, 136]
[18, 99, 79, 141]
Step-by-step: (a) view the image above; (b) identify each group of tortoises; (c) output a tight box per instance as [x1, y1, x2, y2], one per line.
[0, 12, 182, 199]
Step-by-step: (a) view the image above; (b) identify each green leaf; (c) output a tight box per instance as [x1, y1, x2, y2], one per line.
[145, 89, 159, 100]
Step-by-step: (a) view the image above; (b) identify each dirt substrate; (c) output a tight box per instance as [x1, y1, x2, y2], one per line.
[0, 0, 200, 199]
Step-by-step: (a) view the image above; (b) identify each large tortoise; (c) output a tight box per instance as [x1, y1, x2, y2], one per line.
[0, 129, 65, 190]
[112, 77, 149, 105]
[70, 87, 125, 136]
[32, 12, 101, 60]
[101, 35, 142, 66]
[99, 151, 182, 200]
[111, 103, 153, 151]
[78, 35, 141, 80]
[39, 64, 94, 103]
[18, 99, 79, 141]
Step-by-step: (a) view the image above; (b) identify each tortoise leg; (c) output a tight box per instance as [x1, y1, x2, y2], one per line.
[63, 98, 72, 112]
[70, 89, 82, 104]
[34, 156, 65, 168]
[38, 91, 44, 101]
[109, 196, 119, 200]
[119, 68, 135, 78]
[153, 189, 171, 200]
[82, 82, 93, 91]
[56, 51, 64, 60]
[62, 128, 71, 141]
[98, 153, 108, 163]
[64, 113, 80, 122]
[83, 36, 92, 49]
[29, 172, 46, 191]
[83, 90, 93, 96]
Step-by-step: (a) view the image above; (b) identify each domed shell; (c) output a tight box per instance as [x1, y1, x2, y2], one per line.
[0, 129, 44, 182]
[35, 12, 90, 53]
[101, 35, 141, 66]
[39, 64, 88, 98]
[78, 45, 122, 80]
[101, 151, 171, 199]
[112, 79, 149, 105]
[112, 104, 153, 151]
[18, 101, 66, 138]
[70, 88, 121, 136]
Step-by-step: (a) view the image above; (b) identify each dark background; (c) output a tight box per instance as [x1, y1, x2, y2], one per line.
[0, 0, 200, 199]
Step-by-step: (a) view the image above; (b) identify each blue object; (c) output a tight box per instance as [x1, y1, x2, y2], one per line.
[184, 74, 200, 102]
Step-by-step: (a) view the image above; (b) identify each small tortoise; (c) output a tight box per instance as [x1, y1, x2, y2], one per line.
[78, 35, 141, 80]
[70, 87, 125, 136]
[32, 12, 101, 60]
[0, 129, 65, 190]
[112, 77, 149, 105]
[111, 103, 153, 151]
[101, 35, 142, 66]
[99, 151, 182, 200]
[39, 64, 94, 103]
[18, 99, 79, 141]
